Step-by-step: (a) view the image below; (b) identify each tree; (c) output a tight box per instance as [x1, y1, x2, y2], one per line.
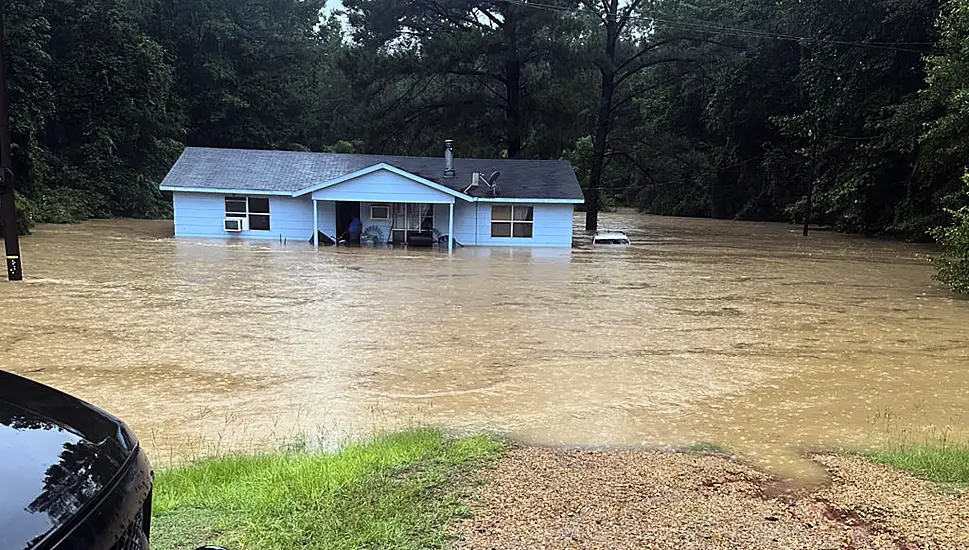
[3, 0, 52, 193]
[40, 0, 182, 219]
[924, 0, 969, 292]
[610, 0, 942, 237]
[931, 176, 969, 293]
[140, 0, 331, 150]
[769, 0, 939, 235]
[576, 0, 699, 230]
[919, 0, 969, 227]
[342, 0, 585, 158]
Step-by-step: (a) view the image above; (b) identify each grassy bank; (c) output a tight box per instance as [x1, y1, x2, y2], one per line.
[150, 428, 503, 550]
[867, 440, 969, 486]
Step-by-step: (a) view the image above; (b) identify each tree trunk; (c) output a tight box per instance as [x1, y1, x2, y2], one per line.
[585, 0, 619, 231]
[585, 77, 613, 230]
[505, 57, 523, 158]
[803, 131, 818, 236]
[503, 10, 523, 159]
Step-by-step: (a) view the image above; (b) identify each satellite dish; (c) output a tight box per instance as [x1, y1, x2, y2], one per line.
[480, 171, 499, 197]
[465, 171, 501, 196]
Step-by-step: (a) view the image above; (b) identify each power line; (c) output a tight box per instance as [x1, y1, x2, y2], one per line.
[500, 0, 933, 55]
[826, 132, 881, 141]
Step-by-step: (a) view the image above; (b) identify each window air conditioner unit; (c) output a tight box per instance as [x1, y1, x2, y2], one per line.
[224, 217, 248, 232]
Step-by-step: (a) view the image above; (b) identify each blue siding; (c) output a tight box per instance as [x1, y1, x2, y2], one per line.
[452, 201, 479, 245]
[173, 192, 314, 241]
[527, 203, 575, 247]
[315, 200, 337, 241]
[359, 201, 391, 241]
[310, 169, 456, 203]
[434, 204, 453, 237]
[453, 202, 573, 247]
[172, 191, 574, 247]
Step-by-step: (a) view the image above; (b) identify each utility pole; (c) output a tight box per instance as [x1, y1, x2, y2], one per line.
[797, 37, 815, 237]
[802, 126, 817, 237]
[0, 6, 23, 280]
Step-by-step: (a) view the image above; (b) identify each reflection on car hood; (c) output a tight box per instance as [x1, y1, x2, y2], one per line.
[0, 371, 137, 550]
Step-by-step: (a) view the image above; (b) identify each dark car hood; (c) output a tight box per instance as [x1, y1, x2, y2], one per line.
[0, 371, 138, 550]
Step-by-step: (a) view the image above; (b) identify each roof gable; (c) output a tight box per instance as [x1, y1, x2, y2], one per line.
[294, 163, 471, 201]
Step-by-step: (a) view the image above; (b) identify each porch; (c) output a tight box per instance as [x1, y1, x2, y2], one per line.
[301, 162, 465, 252]
[312, 199, 456, 251]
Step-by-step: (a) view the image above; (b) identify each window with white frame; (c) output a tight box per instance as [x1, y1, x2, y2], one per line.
[370, 204, 390, 221]
[491, 205, 533, 238]
[225, 196, 271, 231]
[391, 203, 434, 243]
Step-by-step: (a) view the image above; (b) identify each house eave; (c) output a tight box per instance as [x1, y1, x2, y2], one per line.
[159, 186, 291, 196]
[471, 197, 585, 204]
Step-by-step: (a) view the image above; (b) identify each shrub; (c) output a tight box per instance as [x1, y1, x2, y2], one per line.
[0, 192, 33, 235]
[26, 187, 98, 224]
[15, 193, 33, 235]
[931, 175, 969, 294]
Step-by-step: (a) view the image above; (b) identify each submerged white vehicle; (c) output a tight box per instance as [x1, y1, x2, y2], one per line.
[592, 231, 630, 246]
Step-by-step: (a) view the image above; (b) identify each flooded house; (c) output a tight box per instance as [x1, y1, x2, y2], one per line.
[159, 141, 585, 250]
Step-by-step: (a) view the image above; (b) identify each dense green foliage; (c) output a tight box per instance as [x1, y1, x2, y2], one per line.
[151, 429, 502, 550]
[931, 177, 969, 293]
[0, 191, 31, 234]
[4, 0, 969, 288]
[923, 0, 969, 292]
[6, 0, 181, 223]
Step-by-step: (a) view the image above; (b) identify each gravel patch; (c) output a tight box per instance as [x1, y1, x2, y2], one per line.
[454, 446, 968, 550]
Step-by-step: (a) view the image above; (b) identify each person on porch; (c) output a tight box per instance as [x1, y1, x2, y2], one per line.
[348, 215, 362, 244]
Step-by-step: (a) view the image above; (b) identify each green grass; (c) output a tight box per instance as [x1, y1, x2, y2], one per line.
[868, 441, 969, 486]
[150, 428, 503, 550]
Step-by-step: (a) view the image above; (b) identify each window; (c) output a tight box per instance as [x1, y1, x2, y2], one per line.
[391, 203, 434, 243]
[390, 203, 434, 231]
[412, 203, 434, 231]
[491, 205, 533, 238]
[225, 198, 247, 218]
[225, 196, 271, 231]
[370, 204, 390, 221]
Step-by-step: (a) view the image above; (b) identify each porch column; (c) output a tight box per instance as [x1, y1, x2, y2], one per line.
[313, 199, 319, 247]
[447, 202, 454, 253]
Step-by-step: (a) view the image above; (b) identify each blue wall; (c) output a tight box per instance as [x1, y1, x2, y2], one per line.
[358, 201, 392, 241]
[173, 192, 575, 247]
[172, 192, 314, 241]
[309, 169, 456, 204]
[452, 202, 574, 247]
[315, 200, 336, 241]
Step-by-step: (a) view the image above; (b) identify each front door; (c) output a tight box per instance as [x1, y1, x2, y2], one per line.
[335, 201, 361, 241]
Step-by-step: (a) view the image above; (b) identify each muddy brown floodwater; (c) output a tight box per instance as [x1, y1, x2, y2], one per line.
[1, 214, 967, 481]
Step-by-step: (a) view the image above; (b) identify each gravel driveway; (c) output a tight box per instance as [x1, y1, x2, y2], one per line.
[454, 446, 968, 549]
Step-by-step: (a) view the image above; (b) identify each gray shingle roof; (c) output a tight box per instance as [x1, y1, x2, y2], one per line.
[160, 147, 585, 201]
